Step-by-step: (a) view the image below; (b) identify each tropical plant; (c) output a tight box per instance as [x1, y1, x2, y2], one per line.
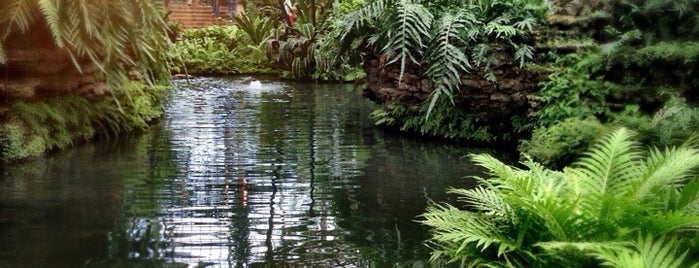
[421, 128, 699, 267]
[169, 25, 273, 74]
[338, 0, 547, 116]
[523, 95, 699, 169]
[519, 117, 608, 169]
[232, 7, 274, 45]
[0, 0, 172, 85]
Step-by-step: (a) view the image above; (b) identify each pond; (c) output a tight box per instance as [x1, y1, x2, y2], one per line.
[0, 77, 511, 267]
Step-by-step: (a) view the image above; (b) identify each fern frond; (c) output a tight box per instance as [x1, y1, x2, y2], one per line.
[513, 44, 534, 67]
[421, 202, 520, 259]
[343, 0, 387, 34]
[423, 8, 476, 118]
[380, 0, 432, 85]
[572, 128, 642, 196]
[470, 153, 521, 181]
[634, 146, 699, 202]
[451, 186, 511, 216]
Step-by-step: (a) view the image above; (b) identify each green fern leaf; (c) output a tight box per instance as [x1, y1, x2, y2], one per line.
[381, 0, 432, 85]
[572, 128, 642, 196]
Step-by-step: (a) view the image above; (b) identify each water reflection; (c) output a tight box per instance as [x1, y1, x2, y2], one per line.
[0, 77, 510, 267]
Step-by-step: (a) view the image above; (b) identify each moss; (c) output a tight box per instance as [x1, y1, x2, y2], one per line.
[0, 81, 170, 162]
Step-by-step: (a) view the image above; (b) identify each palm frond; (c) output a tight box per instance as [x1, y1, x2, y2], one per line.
[0, 0, 37, 36]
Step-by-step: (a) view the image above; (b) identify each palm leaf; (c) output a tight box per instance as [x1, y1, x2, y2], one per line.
[1, 0, 36, 36]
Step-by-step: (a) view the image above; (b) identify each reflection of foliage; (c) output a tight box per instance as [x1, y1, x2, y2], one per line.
[169, 25, 274, 74]
[423, 128, 699, 267]
[105, 130, 178, 265]
[0, 81, 169, 162]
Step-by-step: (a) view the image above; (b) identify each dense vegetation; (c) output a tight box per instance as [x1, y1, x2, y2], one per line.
[0, 1, 172, 161]
[169, 0, 365, 81]
[422, 128, 699, 267]
[0, 0, 171, 85]
[1, 82, 169, 161]
[3, 0, 699, 266]
[412, 0, 699, 266]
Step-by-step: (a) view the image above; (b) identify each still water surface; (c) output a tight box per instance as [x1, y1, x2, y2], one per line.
[0, 77, 509, 267]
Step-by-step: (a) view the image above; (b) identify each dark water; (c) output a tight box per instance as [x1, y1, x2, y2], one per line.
[0, 77, 510, 267]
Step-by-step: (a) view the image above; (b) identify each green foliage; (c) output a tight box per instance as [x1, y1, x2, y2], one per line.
[524, 96, 699, 169]
[520, 117, 608, 169]
[0, 0, 171, 85]
[422, 128, 699, 267]
[232, 8, 274, 45]
[261, 0, 366, 81]
[0, 81, 169, 162]
[338, 0, 366, 13]
[377, 0, 433, 86]
[371, 101, 494, 141]
[169, 25, 274, 74]
[532, 52, 618, 128]
[341, 0, 547, 106]
[602, 41, 699, 91]
[613, 96, 699, 147]
[599, 0, 699, 44]
[267, 23, 320, 79]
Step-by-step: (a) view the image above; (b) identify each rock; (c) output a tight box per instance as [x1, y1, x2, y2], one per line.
[490, 93, 512, 102]
[461, 79, 481, 89]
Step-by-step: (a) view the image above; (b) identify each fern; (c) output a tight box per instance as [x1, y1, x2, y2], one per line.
[379, 0, 432, 86]
[423, 8, 476, 118]
[1, 0, 171, 83]
[422, 128, 699, 266]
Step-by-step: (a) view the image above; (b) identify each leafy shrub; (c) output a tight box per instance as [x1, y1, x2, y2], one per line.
[532, 52, 618, 128]
[422, 128, 699, 267]
[520, 117, 608, 169]
[523, 96, 699, 168]
[613, 96, 699, 147]
[232, 9, 274, 45]
[169, 25, 274, 74]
